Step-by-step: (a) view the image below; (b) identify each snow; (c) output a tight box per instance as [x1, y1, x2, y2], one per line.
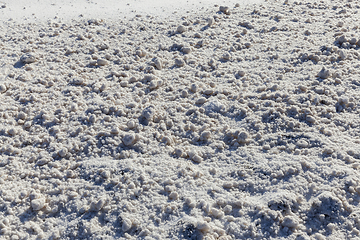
[1, 0, 360, 239]
[0, 0, 264, 22]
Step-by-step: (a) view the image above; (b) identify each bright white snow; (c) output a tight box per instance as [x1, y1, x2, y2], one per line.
[0, 0, 264, 22]
[1, 0, 360, 239]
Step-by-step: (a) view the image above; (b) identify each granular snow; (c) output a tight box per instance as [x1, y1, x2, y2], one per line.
[0, 0, 360, 239]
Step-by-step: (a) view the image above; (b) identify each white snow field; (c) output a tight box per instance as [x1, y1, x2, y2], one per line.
[0, 0, 263, 22]
[1, 0, 360, 239]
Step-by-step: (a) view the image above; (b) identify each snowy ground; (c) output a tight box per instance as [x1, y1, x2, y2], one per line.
[1, 0, 360, 239]
[0, 0, 263, 22]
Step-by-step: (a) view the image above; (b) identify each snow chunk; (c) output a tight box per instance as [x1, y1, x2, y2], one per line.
[190, 83, 198, 93]
[207, 17, 215, 26]
[20, 53, 36, 64]
[142, 106, 155, 122]
[182, 47, 192, 54]
[31, 198, 46, 211]
[317, 67, 331, 79]
[200, 131, 211, 141]
[197, 222, 211, 233]
[149, 79, 163, 90]
[262, 190, 301, 213]
[97, 59, 108, 66]
[90, 198, 106, 211]
[219, 6, 230, 15]
[238, 70, 246, 77]
[0, 84, 6, 93]
[296, 139, 309, 148]
[192, 154, 203, 163]
[339, 50, 346, 60]
[122, 133, 137, 146]
[310, 191, 343, 218]
[221, 52, 232, 61]
[237, 131, 249, 144]
[176, 25, 187, 33]
[195, 97, 206, 105]
[58, 148, 68, 157]
[153, 58, 163, 70]
[281, 216, 299, 229]
[202, 98, 225, 114]
[122, 218, 132, 232]
[169, 191, 178, 200]
[175, 58, 185, 67]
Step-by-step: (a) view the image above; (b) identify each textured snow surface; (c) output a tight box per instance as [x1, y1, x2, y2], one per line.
[1, 0, 360, 239]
